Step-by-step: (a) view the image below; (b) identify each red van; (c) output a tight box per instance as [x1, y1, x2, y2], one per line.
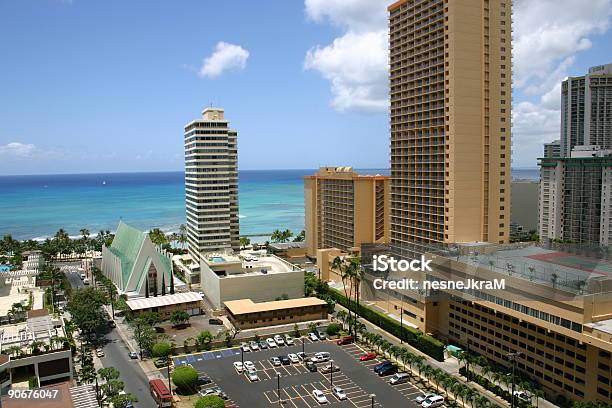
[149, 379, 172, 407]
[336, 336, 354, 345]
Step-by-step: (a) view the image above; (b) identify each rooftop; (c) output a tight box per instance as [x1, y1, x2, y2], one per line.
[268, 242, 306, 250]
[125, 292, 203, 311]
[224, 297, 327, 315]
[585, 318, 612, 335]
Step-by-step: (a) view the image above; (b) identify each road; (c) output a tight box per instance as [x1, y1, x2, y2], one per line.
[99, 328, 157, 408]
[62, 268, 84, 289]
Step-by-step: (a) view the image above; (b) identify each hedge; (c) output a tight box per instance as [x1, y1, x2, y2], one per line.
[324, 289, 445, 361]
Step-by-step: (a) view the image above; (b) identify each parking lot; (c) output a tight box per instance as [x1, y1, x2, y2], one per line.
[172, 336, 428, 408]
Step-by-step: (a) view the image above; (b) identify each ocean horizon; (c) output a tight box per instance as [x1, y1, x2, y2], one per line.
[0, 168, 539, 241]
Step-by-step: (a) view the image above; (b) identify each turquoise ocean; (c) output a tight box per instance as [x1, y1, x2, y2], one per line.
[0, 168, 539, 241]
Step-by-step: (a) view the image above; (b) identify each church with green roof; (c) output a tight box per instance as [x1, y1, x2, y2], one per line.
[101, 221, 174, 298]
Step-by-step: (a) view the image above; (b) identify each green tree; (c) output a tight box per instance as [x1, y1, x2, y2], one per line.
[195, 395, 226, 408]
[131, 318, 156, 358]
[172, 365, 198, 392]
[152, 342, 172, 358]
[108, 393, 138, 408]
[148, 228, 168, 246]
[101, 379, 125, 399]
[78, 349, 96, 383]
[170, 310, 190, 327]
[98, 367, 120, 382]
[66, 287, 108, 342]
[292, 230, 305, 242]
[196, 330, 213, 351]
[326, 323, 342, 336]
[239, 236, 251, 249]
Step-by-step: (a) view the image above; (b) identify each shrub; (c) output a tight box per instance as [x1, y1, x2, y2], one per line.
[326, 323, 342, 336]
[152, 342, 171, 358]
[171, 365, 198, 392]
[195, 395, 225, 408]
[323, 289, 445, 361]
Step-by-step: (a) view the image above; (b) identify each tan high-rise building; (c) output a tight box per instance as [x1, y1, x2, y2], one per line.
[389, 0, 511, 254]
[184, 107, 240, 264]
[304, 167, 390, 257]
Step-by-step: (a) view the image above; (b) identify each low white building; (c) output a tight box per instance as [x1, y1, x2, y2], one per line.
[200, 253, 304, 309]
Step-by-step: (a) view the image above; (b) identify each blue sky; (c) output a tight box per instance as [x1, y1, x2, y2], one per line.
[1, 0, 611, 175]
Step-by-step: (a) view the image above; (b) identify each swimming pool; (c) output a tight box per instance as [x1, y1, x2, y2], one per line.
[209, 257, 226, 263]
[0, 265, 11, 272]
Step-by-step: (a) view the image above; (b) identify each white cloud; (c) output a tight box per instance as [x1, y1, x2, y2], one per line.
[199, 42, 250, 79]
[303, 0, 390, 112]
[304, 31, 388, 112]
[0, 142, 36, 157]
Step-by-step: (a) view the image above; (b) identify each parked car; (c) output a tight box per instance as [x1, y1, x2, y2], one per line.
[83, 278, 90, 285]
[233, 362, 244, 373]
[240, 343, 250, 352]
[378, 364, 398, 377]
[312, 389, 328, 404]
[199, 387, 228, 400]
[266, 338, 277, 348]
[258, 341, 268, 350]
[270, 357, 281, 366]
[107, 320, 116, 328]
[243, 361, 255, 371]
[153, 357, 168, 368]
[128, 351, 138, 359]
[316, 331, 327, 340]
[246, 370, 259, 382]
[208, 318, 223, 325]
[306, 361, 318, 372]
[336, 336, 353, 345]
[96, 349, 104, 358]
[415, 393, 438, 404]
[273, 335, 285, 346]
[80, 273, 86, 280]
[196, 375, 212, 386]
[332, 386, 347, 400]
[320, 363, 340, 374]
[514, 391, 531, 402]
[360, 352, 377, 361]
[373, 360, 393, 373]
[249, 341, 260, 351]
[311, 352, 331, 363]
[421, 395, 445, 408]
[297, 352, 308, 361]
[389, 372, 410, 385]
[284, 335, 295, 345]
[279, 355, 290, 365]
[287, 353, 299, 363]
[308, 332, 319, 341]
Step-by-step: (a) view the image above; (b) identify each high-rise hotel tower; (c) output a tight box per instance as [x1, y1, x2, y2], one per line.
[184, 107, 240, 263]
[389, 0, 512, 254]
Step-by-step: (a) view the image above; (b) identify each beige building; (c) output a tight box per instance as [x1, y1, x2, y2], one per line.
[184, 107, 240, 264]
[362, 243, 612, 402]
[224, 297, 328, 329]
[304, 167, 390, 257]
[125, 292, 203, 320]
[389, 0, 511, 253]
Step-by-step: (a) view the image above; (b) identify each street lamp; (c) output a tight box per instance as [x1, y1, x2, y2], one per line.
[329, 360, 334, 387]
[277, 373, 281, 406]
[399, 306, 404, 344]
[507, 352, 522, 408]
[370, 393, 376, 408]
[167, 364, 172, 397]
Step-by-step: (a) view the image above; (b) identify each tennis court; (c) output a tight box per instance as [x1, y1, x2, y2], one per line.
[527, 251, 612, 275]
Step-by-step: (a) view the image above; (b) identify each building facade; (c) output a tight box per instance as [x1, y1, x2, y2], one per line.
[539, 153, 612, 246]
[101, 222, 174, 297]
[544, 140, 561, 158]
[224, 298, 328, 329]
[388, 0, 511, 256]
[184, 107, 240, 264]
[560, 63, 612, 157]
[304, 167, 389, 257]
[125, 292, 203, 319]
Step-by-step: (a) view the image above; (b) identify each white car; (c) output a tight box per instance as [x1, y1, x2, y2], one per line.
[233, 362, 244, 373]
[308, 332, 319, 341]
[270, 356, 281, 366]
[332, 386, 347, 400]
[244, 361, 255, 371]
[80, 273, 86, 280]
[311, 352, 330, 363]
[274, 335, 285, 346]
[416, 393, 438, 404]
[421, 396, 445, 408]
[513, 391, 531, 402]
[312, 389, 328, 404]
[266, 338, 277, 348]
[284, 335, 295, 345]
[320, 363, 340, 374]
[246, 370, 259, 382]
[249, 341, 260, 351]
[83, 278, 90, 285]
[96, 349, 105, 358]
[240, 343, 250, 352]
[287, 353, 299, 363]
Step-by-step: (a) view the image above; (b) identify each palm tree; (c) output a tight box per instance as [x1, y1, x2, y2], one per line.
[533, 388, 545, 408]
[452, 382, 465, 402]
[414, 356, 426, 379]
[551, 272, 559, 289]
[422, 365, 434, 386]
[178, 224, 188, 249]
[433, 368, 446, 392]
[475, 395, 490, 408]
[463, 387, 477, 407]
[441, 376, 456, 397]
